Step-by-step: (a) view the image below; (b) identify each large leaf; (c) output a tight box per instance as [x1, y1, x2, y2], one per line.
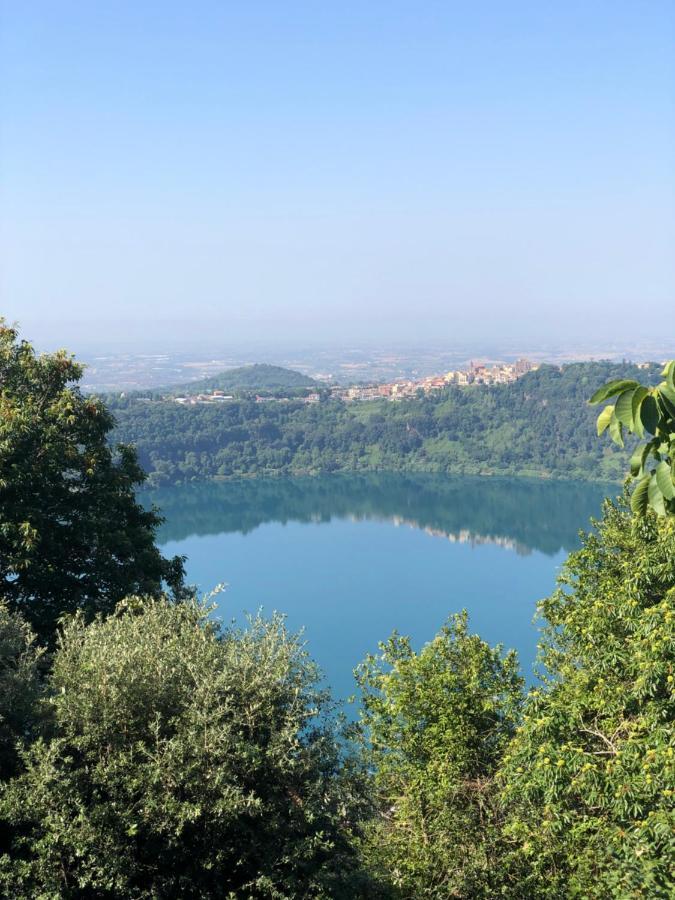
[629, 443, 649, 477]
[655, 460, 675, 500]
[648, 475, 666, 516]
[631, 474, 651, 515]
[589, 379, 639, 405]
[630, 386, 649, 439]
[639, 395, 660, 435]
[609, 416, 624, 448]
[614, 388, 636, 429]
[662, 359, 675, 393]
[658, 388, 675, 419]
[596, 404, 615, 436]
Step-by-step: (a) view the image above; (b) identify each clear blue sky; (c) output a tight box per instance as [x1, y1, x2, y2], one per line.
[1, 1, 674, 350]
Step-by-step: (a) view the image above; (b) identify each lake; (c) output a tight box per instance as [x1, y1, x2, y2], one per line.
[149, 473, 613, 703]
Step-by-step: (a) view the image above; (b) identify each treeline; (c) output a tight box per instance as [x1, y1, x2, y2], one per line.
[110, 361, 660, 486]
[1, 324, 673, 898]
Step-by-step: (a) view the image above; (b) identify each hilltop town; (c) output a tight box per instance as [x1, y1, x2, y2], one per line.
[334, 358, 537, 402]
[173, 358, 538, 406]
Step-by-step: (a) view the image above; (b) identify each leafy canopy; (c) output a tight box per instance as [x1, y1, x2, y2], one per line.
[499, 499, 675, 898]
[0, 322, 185, 640]
[590, 360, 675, 516]
[0, 598, 373, 899]
[355, 612, 523, 899]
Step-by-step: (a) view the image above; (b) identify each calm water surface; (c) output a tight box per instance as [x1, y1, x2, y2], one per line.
[150, 474, 612, 701]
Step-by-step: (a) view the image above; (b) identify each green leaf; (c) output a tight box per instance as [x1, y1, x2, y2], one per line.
[655, 461, 675, 500]
[662, 359, 675, 393]
[658, 387, 675, 418]
[639, 395, 660, 435]
[629, 443, 649, 477]
[589, 379, 639, 405]
[630, 387, 649, 439]
[648, 475, 666, 516]
[609, 416, 624, 448]
[614, 388, 636, 429]
[631, 474, 650, 515]
[596, 404, 615, 436]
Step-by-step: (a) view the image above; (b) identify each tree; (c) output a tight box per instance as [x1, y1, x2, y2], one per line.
[591, 360, 675, 516]
[0, 598, 373, 899]
[498, 498, 675, 898]
[0, 322, 185, 640]
[0, 601, 42, 782]
[355, 612, 523, 899]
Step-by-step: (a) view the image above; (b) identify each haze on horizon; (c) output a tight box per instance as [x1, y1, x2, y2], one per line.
[1, 1, 674, 354]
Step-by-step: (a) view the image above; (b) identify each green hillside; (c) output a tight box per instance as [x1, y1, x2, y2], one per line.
[109, 361, 661, 486]
[172, 363, 317, 395]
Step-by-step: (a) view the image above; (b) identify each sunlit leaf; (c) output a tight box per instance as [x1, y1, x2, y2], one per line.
[648, 475, 666, 516]
[589, 379, 639, 405]
[614, 388, 636, 429]
[630, 387, 648, 438]
[609, 416, 624, 448]
[662, 360, 675, 393]
[655, 461, 674, 500]
[596, 405, 615, 436]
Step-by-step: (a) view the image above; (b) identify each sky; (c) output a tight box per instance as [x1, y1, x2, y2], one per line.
[1, 1, 674, 352]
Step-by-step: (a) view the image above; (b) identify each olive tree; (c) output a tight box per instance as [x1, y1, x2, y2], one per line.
[0, 597, 372, 899]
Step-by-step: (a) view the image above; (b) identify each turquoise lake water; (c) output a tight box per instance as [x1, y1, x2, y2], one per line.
[150, 473, 612, 703]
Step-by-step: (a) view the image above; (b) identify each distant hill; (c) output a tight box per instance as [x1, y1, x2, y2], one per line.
[172, 364, 318, 395]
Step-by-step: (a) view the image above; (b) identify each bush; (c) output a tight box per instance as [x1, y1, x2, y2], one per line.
[355, 612, 523, 898]
[0, 598, 372, 899]
[499, 498, 675, 898]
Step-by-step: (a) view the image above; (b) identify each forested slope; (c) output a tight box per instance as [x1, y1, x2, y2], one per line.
[169, 363, 317, 395]
[110, 362, 660, 486]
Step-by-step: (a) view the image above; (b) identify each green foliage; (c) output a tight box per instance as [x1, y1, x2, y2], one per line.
[0, 602, 42, 782]
[110, 362, 658, 486]
[590, 360, 675, 515]
[355, 613, 523, 898]
[499, 499, 675, 898]
[0, 598, 373, 899]
[170, 363, 317, 396]
[0, 322, 185, 640]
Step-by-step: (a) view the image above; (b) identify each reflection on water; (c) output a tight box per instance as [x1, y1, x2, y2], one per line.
[148, 473, 615, 698]
[148, 472, 613, 557]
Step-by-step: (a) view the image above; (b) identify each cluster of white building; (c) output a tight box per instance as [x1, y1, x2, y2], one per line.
[174, 390, 323, 406]
[335, 358, 537, 402]
[172, 359, 537, 406]
[174, 390, 235, 405]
